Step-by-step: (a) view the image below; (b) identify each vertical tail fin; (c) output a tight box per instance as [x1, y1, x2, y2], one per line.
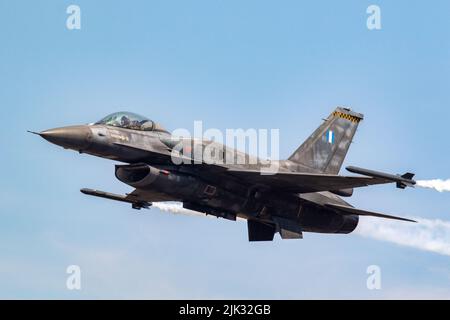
[288, 107, 363, 174]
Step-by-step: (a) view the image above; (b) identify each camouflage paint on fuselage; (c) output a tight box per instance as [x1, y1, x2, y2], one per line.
[32, 108, 416, 241]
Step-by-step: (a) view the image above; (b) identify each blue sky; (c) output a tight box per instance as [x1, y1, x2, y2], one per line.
[0, 0, 450, 298]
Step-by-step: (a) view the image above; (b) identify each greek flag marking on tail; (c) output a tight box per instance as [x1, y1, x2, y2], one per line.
[327, 130, 334, 144]
[287, 107, 363, 174]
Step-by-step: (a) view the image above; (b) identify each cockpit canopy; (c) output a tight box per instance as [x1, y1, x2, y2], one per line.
[95, 112, 168, 133]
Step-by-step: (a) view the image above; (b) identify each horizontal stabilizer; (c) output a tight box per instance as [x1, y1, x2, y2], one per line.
[325, 203, 416, 223]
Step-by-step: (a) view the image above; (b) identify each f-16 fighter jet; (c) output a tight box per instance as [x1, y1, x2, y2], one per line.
[30, 107, 416, 241]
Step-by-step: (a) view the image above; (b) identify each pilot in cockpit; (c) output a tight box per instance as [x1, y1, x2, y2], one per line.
[120, 115, 131, 127]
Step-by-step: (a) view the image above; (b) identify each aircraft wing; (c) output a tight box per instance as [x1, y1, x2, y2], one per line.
[226, 169, 411, 193]
[113, 141, 416, 194]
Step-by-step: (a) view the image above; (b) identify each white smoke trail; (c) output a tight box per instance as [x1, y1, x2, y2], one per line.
[152, 204, 450, 257]
[151, 202, 245, 220]
[416, 179, 450, 192]
[356, 216, 450, 256]
[152, 202, 211, 218]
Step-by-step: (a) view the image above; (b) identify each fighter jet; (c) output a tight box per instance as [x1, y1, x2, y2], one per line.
[30, 107, 417, 241]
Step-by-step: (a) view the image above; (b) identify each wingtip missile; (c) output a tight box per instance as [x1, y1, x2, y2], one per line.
[346, 166, 416, 189]
[80, 188, 151, 209]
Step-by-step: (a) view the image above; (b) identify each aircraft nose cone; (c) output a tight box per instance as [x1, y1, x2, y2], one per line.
[40, 125, 92, 151]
